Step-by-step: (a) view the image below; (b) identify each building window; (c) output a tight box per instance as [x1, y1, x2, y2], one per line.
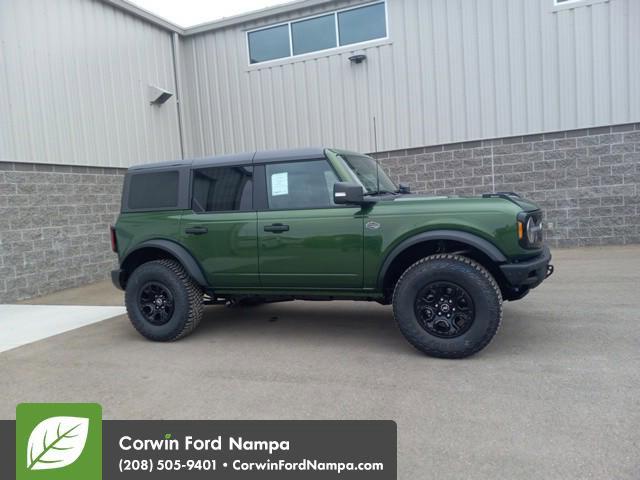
[247, 1, 387, 65]
[192, 166, 253, 212]
[338, 2, 386, 46]
[248, 24, 290, 64]
[291, 14, 337, 56]
[551, 0, 608, 10]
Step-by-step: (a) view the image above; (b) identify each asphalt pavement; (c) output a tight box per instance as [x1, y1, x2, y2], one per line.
[1, 246, 638, 479]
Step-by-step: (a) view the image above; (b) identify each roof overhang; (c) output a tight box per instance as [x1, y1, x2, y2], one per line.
[184, 0, 337, 35]
[101, 0, 337, 37]
[101, 0, 184, 33]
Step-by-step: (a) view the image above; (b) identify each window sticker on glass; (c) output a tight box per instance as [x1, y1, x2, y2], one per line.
[271, 172, 289, 196]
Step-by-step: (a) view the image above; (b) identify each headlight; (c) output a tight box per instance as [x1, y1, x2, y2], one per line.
[518, 212, 543, 248]
[526, 217, 538, 244]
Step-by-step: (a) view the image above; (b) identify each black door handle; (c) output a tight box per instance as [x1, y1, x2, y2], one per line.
[264, 223, 289, 233]
[185, 226, 208, 235]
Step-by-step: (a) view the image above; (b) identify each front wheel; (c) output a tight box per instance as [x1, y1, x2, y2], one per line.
[392, 254, 503, 359]
[125, 259, 203, 341]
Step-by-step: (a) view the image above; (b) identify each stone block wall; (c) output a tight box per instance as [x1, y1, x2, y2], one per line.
[1, 122, 640, 302]
[373, 123, 640, 247]
[0, 163, 125, 302]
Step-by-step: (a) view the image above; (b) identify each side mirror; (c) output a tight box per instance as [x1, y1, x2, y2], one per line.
[333, 182, 366, 205]
[398, 183, 411, 194]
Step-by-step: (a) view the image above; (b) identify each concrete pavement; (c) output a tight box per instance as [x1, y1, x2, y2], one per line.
[0, 304, 125, 352]
[1, 246, 639, 479]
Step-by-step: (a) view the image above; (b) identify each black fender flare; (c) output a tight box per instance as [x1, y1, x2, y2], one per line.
[377, 230, 507, 289]
[121, 239, 208, 287]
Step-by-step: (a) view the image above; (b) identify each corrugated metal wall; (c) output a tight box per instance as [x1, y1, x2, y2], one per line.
[1, 0, 638, 166]
[0, 0, 181, 167]
[180, 0, 640, 158]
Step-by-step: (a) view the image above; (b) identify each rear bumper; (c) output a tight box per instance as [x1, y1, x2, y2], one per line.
[111, 269, 126, 291]
[499, 246, 553, 290]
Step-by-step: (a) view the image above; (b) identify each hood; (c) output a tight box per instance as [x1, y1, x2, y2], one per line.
[391, 192, 540, 212]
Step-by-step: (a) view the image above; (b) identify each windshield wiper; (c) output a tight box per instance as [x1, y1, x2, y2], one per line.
[367, 190, 398, 196]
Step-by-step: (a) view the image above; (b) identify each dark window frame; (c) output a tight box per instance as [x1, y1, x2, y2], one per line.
[121, 167, 190, 213]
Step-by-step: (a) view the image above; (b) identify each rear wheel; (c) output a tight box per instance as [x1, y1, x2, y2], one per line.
[392, 254, 502, 358]
[125, 259, 203, 341]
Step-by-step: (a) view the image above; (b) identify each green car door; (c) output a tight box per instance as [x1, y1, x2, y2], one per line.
[180, 164, 259, 288]
[256, 159, 364, 289]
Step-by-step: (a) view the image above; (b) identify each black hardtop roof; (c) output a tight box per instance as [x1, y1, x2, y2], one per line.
[126, 147, 353, 171]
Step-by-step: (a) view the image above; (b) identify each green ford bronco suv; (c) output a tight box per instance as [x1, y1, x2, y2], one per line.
[111, 148, 553, 358]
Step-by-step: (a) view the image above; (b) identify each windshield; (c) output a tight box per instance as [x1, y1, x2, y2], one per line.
[337, 154, 397, 195]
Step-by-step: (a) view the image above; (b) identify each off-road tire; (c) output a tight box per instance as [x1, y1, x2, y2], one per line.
[125, 259, 203, 341]
[392, 254, 503, 359]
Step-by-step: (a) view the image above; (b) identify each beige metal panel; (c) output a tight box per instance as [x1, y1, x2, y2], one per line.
[609, 0, 630, 124]
[181, 0, 639, 157]
[476, 0, 498, 139]
[460, 0, 482, 141]
[6, 0, 635, 164]
[0, 0, 181, 167]
[523, 0, 544, 134]
[591, 0, 611, 125]
[574, 5, 594, 126]
[630, 0, 640, 120]
[558, 8, 577, 129]
[507, 0, 527, 134]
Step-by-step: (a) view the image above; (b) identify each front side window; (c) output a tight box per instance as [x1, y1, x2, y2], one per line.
[265, 160, 339, 210]
[247, 1, 387, 64]
[192, 166, 253, 212]
[248, 24, 290, 64]
[128, 171, 179, 210]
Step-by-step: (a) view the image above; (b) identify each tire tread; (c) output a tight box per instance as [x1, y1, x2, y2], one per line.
[392, 254, 503, 358]
[125, 259, 203, 341]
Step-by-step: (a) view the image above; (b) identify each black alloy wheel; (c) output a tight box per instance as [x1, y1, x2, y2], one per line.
[414, 281, 475, 338]
[138, 281, 175, 326]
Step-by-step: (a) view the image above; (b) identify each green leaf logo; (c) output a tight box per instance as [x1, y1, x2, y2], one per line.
[26, 416, 89, 470]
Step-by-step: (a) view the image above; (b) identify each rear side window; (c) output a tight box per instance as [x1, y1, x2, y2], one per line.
[192, 166, 253, 213]
[128, 171, 179, 210]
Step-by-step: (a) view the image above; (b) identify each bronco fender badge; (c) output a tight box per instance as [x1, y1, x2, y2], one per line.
[366, 221, 381, 230]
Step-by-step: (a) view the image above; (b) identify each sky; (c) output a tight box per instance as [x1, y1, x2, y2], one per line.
[127, 0, 294, 28]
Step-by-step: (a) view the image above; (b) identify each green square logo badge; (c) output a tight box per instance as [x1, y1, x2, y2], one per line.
[16, 403, 102, 480]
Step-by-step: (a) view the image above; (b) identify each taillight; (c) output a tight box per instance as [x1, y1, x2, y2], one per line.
[110, 225, 118, 253]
